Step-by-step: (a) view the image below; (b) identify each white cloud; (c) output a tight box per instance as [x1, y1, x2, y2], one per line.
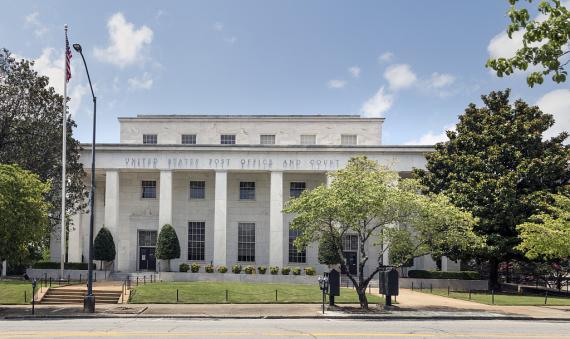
[94, 12, 153, 68]
[128, 72, 153, 90]
[378, 52, 394, 63]
[405, 123, 456, 145]
[224, 36, 237, 45]
[360, 86, 393, 117]
[327, 79, 346, 89]
[213, 22, 224, 31]
[384, 64, 417, 91]
[428, 72, 455, 88]
[348, 66, 361, 78]
[24, 11, 48, 37]
[536, 89, 570, 141]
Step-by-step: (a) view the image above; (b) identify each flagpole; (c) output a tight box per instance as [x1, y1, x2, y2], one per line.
[60, 24, 68, 279]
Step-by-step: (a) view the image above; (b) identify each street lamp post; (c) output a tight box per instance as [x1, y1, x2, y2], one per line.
[72, 43, 97, 313]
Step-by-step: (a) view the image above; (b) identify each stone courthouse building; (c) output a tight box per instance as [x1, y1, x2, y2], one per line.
[54, 114, 455, 276]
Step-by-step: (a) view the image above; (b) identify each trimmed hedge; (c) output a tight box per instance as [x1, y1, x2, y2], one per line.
[205, 264, 214, 273]
[179, 263, 189, 272]
[407, 270, 481, 280]
[32, 262, 96, 270]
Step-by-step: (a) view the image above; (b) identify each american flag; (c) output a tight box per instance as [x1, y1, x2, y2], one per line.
[65, 31, 72, 82]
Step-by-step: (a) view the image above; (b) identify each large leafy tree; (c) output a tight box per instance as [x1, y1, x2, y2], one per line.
[93, 226, 117, 269]
[284, 156, 481, 309]
[414, 90, 570, 289]
[0, 48, 86, 247]
[156, 224, 181, 272]
[516, 194, 570, 260]
[486, 0, 570, 87]
[0, 164, 51, 263]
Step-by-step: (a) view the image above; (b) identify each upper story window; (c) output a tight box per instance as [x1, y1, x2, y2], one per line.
[141, 180, 157, 199]
[181, 134, 197, 144]
[239, 181, 256, 200]
[189, 181, 205, 199]
[300, 135, 316, 145]
[143, 134, 157, 144]
[260, 134, 275, 145]
[289, 182, 306, 198]
[221, 134, 236, 145]
[341, 134, 358, 145]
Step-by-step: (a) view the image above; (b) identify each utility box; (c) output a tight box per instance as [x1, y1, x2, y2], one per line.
[328, 269, 340, 297]
[379, 268, 399, 296]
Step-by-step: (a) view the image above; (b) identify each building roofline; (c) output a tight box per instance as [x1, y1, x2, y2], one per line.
[117, 114, 384, 121]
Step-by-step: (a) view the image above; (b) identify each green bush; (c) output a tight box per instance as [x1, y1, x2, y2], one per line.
[232, 264, 242, 274]
[304, 267, 316, 276]
[93, 227, 116, 262]
[292, 267, 301, 275]
[281, 266, 291, 275]
[190, 263, 200, 273]
[257, 266, 267, 274]
[244, 265, 256, 274]
[179, 263, 189, 272]
[269, 266, 279, 275]
[156, 224, 181, 271]
[32, 262, 95, 270]
[407, 270, 481, 280]
[205, 264, 214, 273]
[217, 265, 228, 273]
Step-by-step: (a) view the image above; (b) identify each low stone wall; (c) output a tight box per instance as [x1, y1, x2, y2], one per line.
[159, 272, 319, 285]
[399, 278, 488, 291]
[26, 268, 111, 281]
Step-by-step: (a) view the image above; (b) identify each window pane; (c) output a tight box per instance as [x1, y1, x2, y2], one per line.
[239, 181, 256, 200]
[143, 134, 157, 144]
[300, 135, 316, 145]
[289, 182, 306, 198]
[288, 229, 306, 263]
[221, 134, 236, 144]
[342, 234, 358, 251]
[238, 223, 255, 262]
[260, 135, 275, 145]
[341, 134, 357, 145]
[141, 180, 157, 198]
[181, 134, 196, 144]
[189, 181, 205, 199]
[188, 221, 205, 261]
[138, 230, 157, 247]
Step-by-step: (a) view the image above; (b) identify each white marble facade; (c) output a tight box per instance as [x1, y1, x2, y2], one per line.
[55, 115, 451, 276]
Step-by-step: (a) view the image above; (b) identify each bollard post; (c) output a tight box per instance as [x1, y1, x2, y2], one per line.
[430, 284, 433, 294]
[144, 276, 146, 284]
[492, 289, 495, 304]
[545, 291, 548, 305]
[447, 285, 450, 296]
[420, 282, 423, 291]
[67, 274, 70, 285]
[80, 274, 82, 283]
[95, 271, 97, 282]
[275, 289, 278, 302]
[469, 289, 472, 300]
[24, 291, 27, 303]
[226, 290, 228, 302]
[177, 289, 179, 302]
[411, 282, 414, 291]
[49, 277, 52, 287]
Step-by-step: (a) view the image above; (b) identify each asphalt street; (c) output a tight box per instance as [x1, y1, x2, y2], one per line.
[0, 318, 569, 338]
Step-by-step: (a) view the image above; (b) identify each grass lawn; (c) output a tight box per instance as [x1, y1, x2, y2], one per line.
[0, 280, 37, 305]
[129, 281, 382, 304]
[420, 288, 570, 306]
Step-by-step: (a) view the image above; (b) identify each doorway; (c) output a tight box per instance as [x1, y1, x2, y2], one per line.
[138, 230, 157, 271]
[342, 251, 358, 275]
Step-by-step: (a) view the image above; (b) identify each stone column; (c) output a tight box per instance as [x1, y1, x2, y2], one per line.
[1, 260, 6, 277]
[441, 256, 449, 271]
[213, 171, 228, 266]
[67, 213, 83, 263]
[159, 170, 173, 228]
[104, 170, 120, 270]
[269, 171, 284, 268]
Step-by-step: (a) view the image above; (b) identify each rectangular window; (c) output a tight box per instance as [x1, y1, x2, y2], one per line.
[220, 134, 236, 144]
[189, 181, 205, 199]
[239, 181, 256, 200]
[143, 134, 157, 144]
[288, 229, 306, 263]
[260, 134, 276, 145]
[289, 182, 306, 198]
[138, 230, 157, 247]
[342, 234, 359, 251]
[238, 223, 255, 262]
[141, 180, 157, 199]
[188, 221, 205, 261]
[341, 134, 358, 145]
[300, 134, 316, 145]
[181, 134, 197, 144]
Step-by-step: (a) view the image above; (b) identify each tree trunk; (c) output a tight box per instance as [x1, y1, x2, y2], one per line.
[488, 258, 500, 291]
[357, 286, 368, 309]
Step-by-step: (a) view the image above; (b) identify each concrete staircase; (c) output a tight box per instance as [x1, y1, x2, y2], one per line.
[40, 287, 122, 305]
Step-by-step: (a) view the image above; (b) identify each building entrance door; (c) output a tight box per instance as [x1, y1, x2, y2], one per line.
[139, 247, 156, 271]
[342, 251, 358, 275]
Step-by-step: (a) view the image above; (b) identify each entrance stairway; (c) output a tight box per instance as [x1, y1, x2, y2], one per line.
[40, 287, 122, 305]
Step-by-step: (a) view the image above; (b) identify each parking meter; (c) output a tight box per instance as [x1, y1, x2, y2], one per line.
[317, 276, 329, 314]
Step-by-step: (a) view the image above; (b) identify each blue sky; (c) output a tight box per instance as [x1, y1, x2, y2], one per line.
[2, 1, 569, 144]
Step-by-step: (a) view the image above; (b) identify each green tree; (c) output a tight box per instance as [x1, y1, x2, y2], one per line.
[0, 164, 51, 263]
[318, 231, 342, 266]
[156, 224, 180, 272]
[0, 48, 86, 248]
[516, 194, 570, 260]
[414, 90, 570, 289]
[284, 156, 481, 309]
[486, 0, 570, 87]
[93, 226, 116, 269]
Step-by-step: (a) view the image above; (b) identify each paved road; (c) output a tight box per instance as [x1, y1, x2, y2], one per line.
[1, 318, 569, 338]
